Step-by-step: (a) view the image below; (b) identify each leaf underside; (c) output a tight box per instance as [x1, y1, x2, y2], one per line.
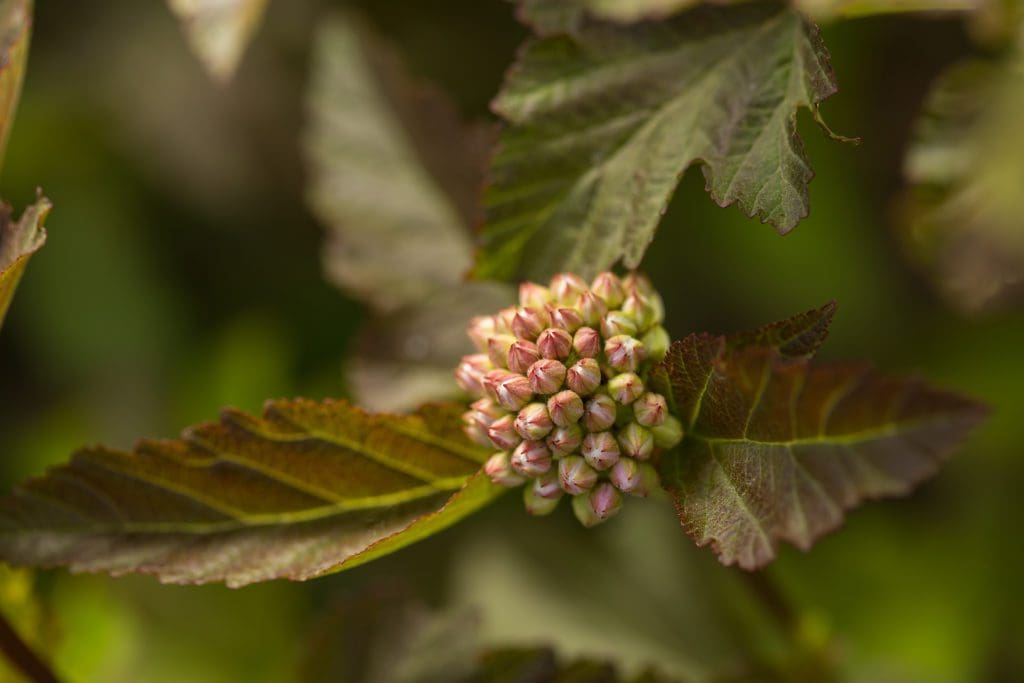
[0, 400, 502, 587]
[477, 1, 839, 281]
[0, 0, 31, 168]
[654, 333, 987, 569]
[0, 196, 50, 332]
[166, 0, 268, 82]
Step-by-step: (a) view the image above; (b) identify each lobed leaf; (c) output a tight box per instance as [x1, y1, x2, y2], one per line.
[727, 301, 836, 359]
[0, 196, 49, 332]
[477, 2, 841, 282]
[0, 399, 504, 587]
[0, 0, 30, 168]
[654, 332, 987, 570]
[166, 0, 267, 82]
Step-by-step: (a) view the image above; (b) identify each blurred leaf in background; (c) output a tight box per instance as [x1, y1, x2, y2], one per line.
[166, 0, 268, 82]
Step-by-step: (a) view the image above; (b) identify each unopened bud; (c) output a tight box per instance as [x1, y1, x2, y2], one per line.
[572, 327, 601, 358]
[508, 340, 541, 374]
[512, 306, 550, 341]
[549, 306, 583, 333]
[463, 399, 504, 447]
[610, 459, 659, 497]
[622, 272, 655, 296]
[572, 482, 622, 526]
[467, 316, 496, 353]
[583, 393, 618, 432]
[514, 402, 554, 440]
[537, 328, 573, 360]
[559, 455, 598, 495]
[566, 358, 602, 396]
[641, 326, 670, 362]
[547, 390, 584, 427]
[591, 272, 625, 308]
[581, 431, 620, 470]
[622, 291, 658, 331]
[651, 415, 684, 449]
[602, 311, 638, 338]
[486, 414, 521, 450]
[545, 423, 583, 457]
[462, 411, 492, 447]
[533, 471, 563, 499]
[617, 421, 654, 460]
[576, 291, 608, 326]
[518, 281, 552, 309]
[523, 484, 561, 516]
[608, 372, 644, 405]
[487, 334, 518, 369]
[485, 451, 526, 487]
[605, 335, 646, 373]
[493, 307, 518, 334]
[470, 398, 505, 425]
[526, 359, 566, 395]
[511, 440, 552, 477]
[455, 354, 491, 396]
[550, 273, 589, 304]
[485, 370, 533, 411]
[633, 392, 668, 427]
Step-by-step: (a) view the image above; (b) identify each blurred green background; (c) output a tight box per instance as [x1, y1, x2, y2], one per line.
[1, 1, 1021, 681]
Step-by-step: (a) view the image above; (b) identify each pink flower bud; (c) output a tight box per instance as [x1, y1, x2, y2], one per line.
[608, 372, 644, 405]
[486, 414, 521, 450]
[622, 291, 658, 331]
[507, 340, 541, 374]
[485, 451, 526, 487]
[641, 326, 670, 362]
[511, 440, 552, 477]
[547, 390, 584, 427]
[455, 354, 491, 396]
[514, 402, 554, 440]
[604, 334, 647, 373]
[633, 392, 668, 427]
[487, 334, 518, 369]
[485, 370, 533, 411]
[467, 316, 496, 352]
[583, 393, 618, 432]
[493, 307, 518, 334]
[559, 455, 598, 495]
[610, 458, 659, 497]
[549, 273, 589, 305]
[651, 415, 684, 449]
[575, 291, 608, 326]
[526, 359, 566, 395]
[462, 411, 492, 447]
[511, 306, 550, 341]
[591, 272, 625, 308]
[463, 400, 505, 447]
[471, 397, 505, 422]
[548, 306, 583, 333]
[622, 272, 655, 296]
[537, 328, 573, 360]
[518, 281, 552, 309]
[601, 311, 639, 338]
[523, 484, 561, 516]
[572, 327, 601, 358]
[566, 358, 602, 396]
[589, 482, 623, 522]
[581, 431, 620, 471]
[545, 423, 583, 457]
[533, 471, 563, 499]
[617, 421, 654, 460]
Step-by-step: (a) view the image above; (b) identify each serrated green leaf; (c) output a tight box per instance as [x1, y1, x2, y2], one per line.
[727, 301, 836, 359]
[0, 0, 30, 168]
[0, 399, 504, 587]
[477, 2, 840, 282]
[0, 196, 50, 333]
[654, 333, 987, 570]
[167, 0, 267, 82]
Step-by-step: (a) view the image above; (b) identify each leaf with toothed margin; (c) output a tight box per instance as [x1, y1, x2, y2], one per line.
[476, 1, 844, 282]
[727, 301, 837, 359]
[651, 331, 988, 570]
[0, 399, 504, 587]
[167, 0, 267, 82]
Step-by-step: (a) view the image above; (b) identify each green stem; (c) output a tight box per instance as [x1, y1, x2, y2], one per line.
[0, 611, 61, 683]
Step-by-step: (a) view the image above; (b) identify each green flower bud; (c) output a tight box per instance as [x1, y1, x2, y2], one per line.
[566, 358, 601, 396]
[486, 413, 521, 450]
[601, 310, 638, 338]
[549, 306, 584, 333]
[572, 326, 601, 358]
[526, 359, 566, 395]
[604, 334, 646, 373]
[514, 402, 554, 440]
[485, 451, 526, 487]
[550, 273, 589, 305]
[559, 455, 598, 495]
[547, 390, 584, 427]
[650, 414, 684, 449]
[512, 306, 550, 341]
[633, 392, 668, 427]
[581, 431, 620, 471]
[640, 326, 670, 362]
[546, 423, 583, 457]
[511, 440, 552, 477]
[508, 339, 541, 374]
[591, 271, 625, 308]
[608, 372, 644, 405]
[583, 393, 617, 432]
[622, 291, 657, 331]
[518, 281, 552, 309]
[537, 327, 573, 360]
[524, 484, 561, 516]
[576, 291, 608, 326]
[617, 422, 654, 460]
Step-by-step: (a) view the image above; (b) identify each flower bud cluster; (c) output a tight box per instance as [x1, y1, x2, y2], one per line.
[457, 272, 683, 527]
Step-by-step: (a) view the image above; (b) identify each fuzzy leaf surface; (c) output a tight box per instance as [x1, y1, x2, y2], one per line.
[167, 0, 267, 82]
[0, 400, 502, 587]
[0, 0, 30, 167]
[727, 301, 836, 358]
[0, 196, 49, 332]
[478, 2, 839, 281]
[653, 333, 987, 569]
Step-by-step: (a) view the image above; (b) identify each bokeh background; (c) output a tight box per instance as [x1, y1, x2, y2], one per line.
[1, 1, 1021, 681]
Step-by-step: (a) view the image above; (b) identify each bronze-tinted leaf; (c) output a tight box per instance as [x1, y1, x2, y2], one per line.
[727, 301, 836, 359]
[0, 0, 30, 168]
[0, 400, 504, 587]
[166, 0, 267, 82]
[655, 333, 987, 569]
[0, 196, 50, 332]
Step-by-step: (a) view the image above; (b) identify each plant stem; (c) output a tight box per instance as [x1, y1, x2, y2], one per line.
[0, 611, 61, 683]
[738, 569, 798, 634]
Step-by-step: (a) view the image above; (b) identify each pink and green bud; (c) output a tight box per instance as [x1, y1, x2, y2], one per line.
[622, 291, 658, 331]
[455, 354, 491, 396]
[601, 311, 639, 338]
[572, 327, 601, 358]
[512, 306, 550, 341]
[486, 414, 521, 450]
[467, 316, 497, 353]
[583, 393, 618, 432]
[485, 370, 534, 411]
[581, 431, 620, 471]
[605, 335, 647, 373]
[610, 458, 659, 496]
[591, 272, 625, 308]
[511, 440, 552, 477]
[549, 306, 583, 333]
[462, 410, 492, 447]
[622, 272, 655, 296]
[550, 273, 589, 305]
[523, 484, 561, 516]
[537, 327, 573, 360]
[651, 415, 684, 449]
[547, 389, 584, 427]
[514, 402, 554, 440]
[608, 372, 644, 405]
[558, 455, 598, 495]
[545, 423, 583, 457]
[572, 482, 622, 527]
[508, 339, 541, 374]
[526, 359, 566, 395]
[487, 334, 518, 369]
[533, 471, 564, 499]
[575, 291, 608, 326]
[641, 326, 670, 362]
[633, 392, 668, 427]
[493, 307, 518, 334]
[617, 422, 655, 460]
[485, 451, 526, 487]
[566, 358, 602, 396]
[518, 281, 552, 309]
[469, 397, 505, 426]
